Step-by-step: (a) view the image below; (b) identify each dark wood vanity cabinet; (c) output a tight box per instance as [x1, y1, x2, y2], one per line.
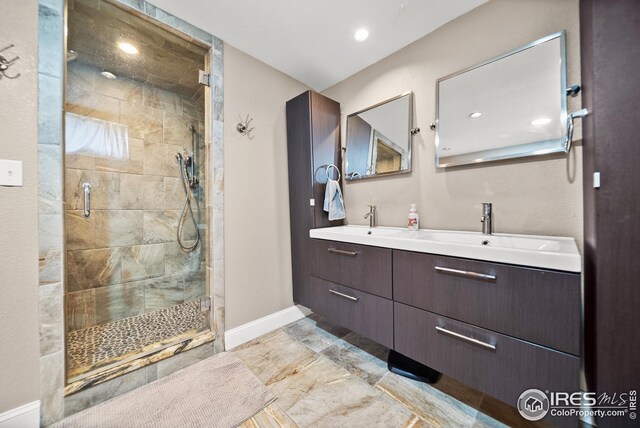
[393, 251, 581, 355]
[286, 91, 342, 309]
[308, 237, 581, 416]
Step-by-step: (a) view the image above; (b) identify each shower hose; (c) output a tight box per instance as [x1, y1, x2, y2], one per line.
[177, 157, 200, 252]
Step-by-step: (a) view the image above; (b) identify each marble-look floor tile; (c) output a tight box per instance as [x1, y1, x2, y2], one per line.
[286, 374, 417, 428]
[320, 332, 389, 386]
[238, 403, 298, 428]
[376, 372, 479, 427]
[283, 315, 350, 353]
[268, 355, 352, 411]
[234, 330, 320, 387]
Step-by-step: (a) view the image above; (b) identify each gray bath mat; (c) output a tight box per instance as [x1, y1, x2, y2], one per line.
[52, 352, 275, 428]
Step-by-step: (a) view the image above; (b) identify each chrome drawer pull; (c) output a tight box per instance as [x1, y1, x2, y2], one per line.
[328, 247, 358, 257]
[435, 266, 496, 281]
[435, 326, 496, 351]
[329, 289, 359, 302]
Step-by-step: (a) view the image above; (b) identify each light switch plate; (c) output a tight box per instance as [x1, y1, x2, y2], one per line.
[0, 159, 23, 186]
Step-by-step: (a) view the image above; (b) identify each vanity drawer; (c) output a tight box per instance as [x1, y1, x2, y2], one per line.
[310, 238, 392, 299]
[394, 302, 580, 407]
[393, 250, 580, 355]
[309, 276, 393, 348]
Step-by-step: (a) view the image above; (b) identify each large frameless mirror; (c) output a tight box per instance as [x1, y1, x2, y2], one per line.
[435, 31, 571, 168]
[345, 92, 413, 180]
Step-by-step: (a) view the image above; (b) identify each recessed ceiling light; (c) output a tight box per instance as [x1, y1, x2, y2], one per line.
[469, 112, 482, 118]
[354, 29, 369, 42]
[101, 71, 117, 79]
[118, 42, 138, 54]
[531, 117, 551, 126]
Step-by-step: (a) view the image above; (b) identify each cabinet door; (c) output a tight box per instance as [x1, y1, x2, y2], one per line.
[394, 303, 579, 413]
[393, 250, 581, 355]
[310, 239, 392, 299]
[309, 277, 393, 348]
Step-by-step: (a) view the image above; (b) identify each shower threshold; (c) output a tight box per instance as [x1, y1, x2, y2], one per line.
[67, 300, 210, 382]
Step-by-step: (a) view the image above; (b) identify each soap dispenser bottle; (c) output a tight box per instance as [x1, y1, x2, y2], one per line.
[408, 204, 419, 231]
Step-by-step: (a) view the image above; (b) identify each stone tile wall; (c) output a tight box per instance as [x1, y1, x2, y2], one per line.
[64, 61, 207, 332]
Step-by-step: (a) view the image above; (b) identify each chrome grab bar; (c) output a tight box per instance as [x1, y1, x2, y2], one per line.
[82, 182, 91, 218]
[435, 326, 496, 351]
[435, 266, 496, 281]
[329, 289, 358, 302]
[328, 247, 358, 257]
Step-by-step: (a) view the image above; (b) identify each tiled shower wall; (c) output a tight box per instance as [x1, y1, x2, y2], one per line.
[64, 61, 207, 332]
[37, 0, 225, 424]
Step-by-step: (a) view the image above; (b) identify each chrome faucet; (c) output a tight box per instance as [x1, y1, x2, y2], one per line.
[364, 205, 377, 228]
[481, 203, 493, 235]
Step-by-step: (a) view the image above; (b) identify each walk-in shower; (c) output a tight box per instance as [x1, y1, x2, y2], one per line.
[64, 0, 212, 382]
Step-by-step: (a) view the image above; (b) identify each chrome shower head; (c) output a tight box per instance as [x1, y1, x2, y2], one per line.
[175, 153, 183, 162]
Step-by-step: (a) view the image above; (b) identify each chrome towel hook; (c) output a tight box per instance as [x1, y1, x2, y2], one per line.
[236, 114, 255, 139]
[0, 44, 21, 80]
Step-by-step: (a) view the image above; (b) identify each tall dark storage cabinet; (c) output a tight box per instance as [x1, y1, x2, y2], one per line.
[581, 1, 640, 427]
[286, 91, 342, 309]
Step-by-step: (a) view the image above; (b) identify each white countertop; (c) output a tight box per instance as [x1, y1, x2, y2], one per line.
[309, 225, 581, 273]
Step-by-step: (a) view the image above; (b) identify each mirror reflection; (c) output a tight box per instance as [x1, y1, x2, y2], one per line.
[345, 92, 413, 180]
[435, 31, 567, 167]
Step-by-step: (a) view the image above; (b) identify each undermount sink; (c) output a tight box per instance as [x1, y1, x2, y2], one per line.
[309, 225, 581, 272]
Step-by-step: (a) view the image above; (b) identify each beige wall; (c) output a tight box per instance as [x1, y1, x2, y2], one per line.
[224, 44, 309, 329]
[323, 0, 583, 252]
[0, 0, 42, 413]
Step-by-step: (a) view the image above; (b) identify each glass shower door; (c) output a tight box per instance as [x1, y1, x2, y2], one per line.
[64, 0, 210, 381]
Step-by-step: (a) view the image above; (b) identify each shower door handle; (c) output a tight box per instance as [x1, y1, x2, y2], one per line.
[82, 182, 91, 218]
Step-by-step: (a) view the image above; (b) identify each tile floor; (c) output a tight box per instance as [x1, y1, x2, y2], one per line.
[234, 314, 548, 428]
[67, 301, 209, 379]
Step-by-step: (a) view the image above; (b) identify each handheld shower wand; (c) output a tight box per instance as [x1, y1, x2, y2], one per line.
[175, 125, 201, 252]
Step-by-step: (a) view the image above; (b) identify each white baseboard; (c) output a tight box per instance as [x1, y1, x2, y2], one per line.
[225, 305, 311, 350]
[0, 401, 39, 428]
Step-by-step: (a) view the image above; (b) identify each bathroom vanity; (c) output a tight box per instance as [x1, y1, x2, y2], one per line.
[306, 225, 581, 412]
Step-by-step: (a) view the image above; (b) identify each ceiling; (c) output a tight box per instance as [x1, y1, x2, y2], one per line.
[147, 0, 488, 91]
[68, 0, 207, 99]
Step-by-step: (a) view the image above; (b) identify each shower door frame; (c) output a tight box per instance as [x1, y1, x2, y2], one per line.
[37, 0, 225, 423]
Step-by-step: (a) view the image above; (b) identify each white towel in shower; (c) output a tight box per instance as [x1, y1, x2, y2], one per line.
[65, 112, 129, 159]
[323, 178, 346, 221]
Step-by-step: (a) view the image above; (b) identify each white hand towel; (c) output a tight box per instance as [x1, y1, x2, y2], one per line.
[323, 178, 346, 221]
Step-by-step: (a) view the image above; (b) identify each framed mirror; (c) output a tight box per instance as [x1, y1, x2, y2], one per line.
[345, 92, 413, 180]
[435, 31, 569, 168]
